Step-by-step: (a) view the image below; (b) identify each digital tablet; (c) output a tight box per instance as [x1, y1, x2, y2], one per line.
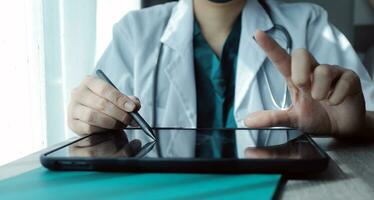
[40, 128, 329, 175]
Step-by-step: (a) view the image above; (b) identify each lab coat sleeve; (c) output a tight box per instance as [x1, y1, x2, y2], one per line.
[306, 5, 374, 111]
[94, 15, 135, 95]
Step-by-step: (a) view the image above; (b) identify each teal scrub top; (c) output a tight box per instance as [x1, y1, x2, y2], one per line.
[194, 14, 242, 158]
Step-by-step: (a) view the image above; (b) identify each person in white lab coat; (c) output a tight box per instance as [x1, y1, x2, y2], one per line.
[68, 0, 374, 157]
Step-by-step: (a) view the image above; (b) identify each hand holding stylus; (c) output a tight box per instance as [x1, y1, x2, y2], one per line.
[95, 70, 155, 140]
[68, 73, 142, 136]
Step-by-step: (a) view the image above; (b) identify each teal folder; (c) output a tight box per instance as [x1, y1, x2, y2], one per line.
[0, 168, 281, 200]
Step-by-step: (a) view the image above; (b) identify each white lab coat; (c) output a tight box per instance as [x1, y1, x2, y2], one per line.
[96, 0, 374, 158]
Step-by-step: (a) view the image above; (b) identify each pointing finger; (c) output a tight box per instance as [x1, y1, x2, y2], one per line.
[255, 30, 291, 79]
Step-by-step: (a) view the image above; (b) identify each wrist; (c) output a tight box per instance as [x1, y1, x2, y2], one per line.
[333, 111, 374, 140]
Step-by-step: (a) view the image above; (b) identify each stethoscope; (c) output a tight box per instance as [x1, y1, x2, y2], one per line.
[152, 2, 293, 157]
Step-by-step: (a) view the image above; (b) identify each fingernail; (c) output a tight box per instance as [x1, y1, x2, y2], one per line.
[124, 101, 135, 112]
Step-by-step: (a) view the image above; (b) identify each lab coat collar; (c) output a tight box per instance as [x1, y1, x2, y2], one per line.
[243, 0, 274, 37]
[160, 0, 194, 52]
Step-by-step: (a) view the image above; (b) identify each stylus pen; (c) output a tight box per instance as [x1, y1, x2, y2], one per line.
[96, 69, 156, 140]
[134, 141, 156, 158]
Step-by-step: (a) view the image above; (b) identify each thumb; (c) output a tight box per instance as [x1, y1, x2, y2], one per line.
[245, 110, 292, 128]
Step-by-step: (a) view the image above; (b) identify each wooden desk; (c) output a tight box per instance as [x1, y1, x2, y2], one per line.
[282, 138, 374, 200]
[1, 138, 374, 200]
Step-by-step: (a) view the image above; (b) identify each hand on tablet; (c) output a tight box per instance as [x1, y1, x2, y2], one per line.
[69, 131, 142, 157]
[68, 76, 141, 136]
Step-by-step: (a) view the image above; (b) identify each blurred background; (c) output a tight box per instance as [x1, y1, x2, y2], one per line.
[0, 0, 373, 166]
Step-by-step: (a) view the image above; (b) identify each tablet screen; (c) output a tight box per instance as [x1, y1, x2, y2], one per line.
[47, 128, 322, 160]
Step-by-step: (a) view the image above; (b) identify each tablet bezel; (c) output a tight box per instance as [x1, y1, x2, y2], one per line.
[40, 128, 329, 175]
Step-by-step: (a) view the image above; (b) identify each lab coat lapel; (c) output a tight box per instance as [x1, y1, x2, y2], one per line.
[160, 0, 196, 127]
[159, 0, 196, 157]
[235, 0, 274, 124]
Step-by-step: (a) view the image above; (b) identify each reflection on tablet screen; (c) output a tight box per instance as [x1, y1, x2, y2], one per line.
[48, 128, 321, 160]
